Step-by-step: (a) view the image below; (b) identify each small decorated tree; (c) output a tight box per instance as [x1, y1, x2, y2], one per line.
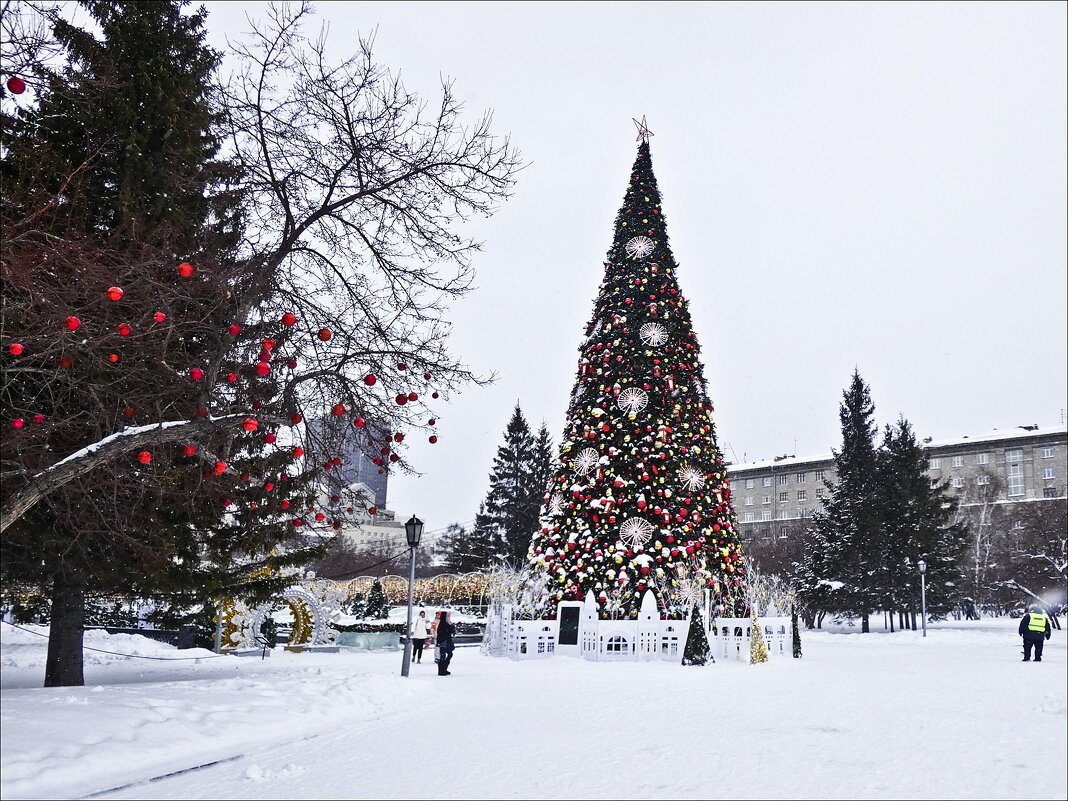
[364, 579, 390, 619]
[681, 602, 711, 666]
[750, 613, 769, 664]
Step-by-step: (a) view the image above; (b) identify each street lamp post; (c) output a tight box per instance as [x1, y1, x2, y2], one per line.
[918, 559, 927, 638]
[401, 515, 424, 677]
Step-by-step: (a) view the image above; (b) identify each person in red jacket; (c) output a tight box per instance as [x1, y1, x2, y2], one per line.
[1018, 604, 1052, 662]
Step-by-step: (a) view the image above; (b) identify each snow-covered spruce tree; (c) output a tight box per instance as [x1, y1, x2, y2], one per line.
[791, 604, 802, 658]
[797, 371, 881, 631]
[483, 404, 542, 565]
[527, 134, 747, 620]
[681, 602, 711, 666]
[364, 579, 390, 619]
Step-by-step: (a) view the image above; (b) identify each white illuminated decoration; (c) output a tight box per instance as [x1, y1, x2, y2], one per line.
[617, 387, 648, 414]
[679, 465, 705, 492]
[620, 517, 654, 550]
[639, 322, 669, 347]
[573, 448, 599, 476]
[676, 577, 700, 609]
[548, 493, 565, 516]
[624, 236, 655, 259]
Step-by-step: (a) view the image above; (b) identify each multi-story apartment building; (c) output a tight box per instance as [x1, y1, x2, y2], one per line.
[726, 424, 1067, 544]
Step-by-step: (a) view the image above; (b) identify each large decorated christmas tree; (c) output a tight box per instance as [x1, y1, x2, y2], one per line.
[526, 122, 748, 620]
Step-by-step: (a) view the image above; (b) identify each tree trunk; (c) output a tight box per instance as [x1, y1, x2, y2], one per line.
[889, 610, 895, 632]
[910, 606, 917, 631]
[861, 612, 869, 633]
[816, 611, 825, 629]
[44, 566, 85, 687]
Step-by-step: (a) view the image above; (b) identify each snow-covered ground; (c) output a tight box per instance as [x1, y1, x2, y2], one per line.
[1, 617, 1065, 800]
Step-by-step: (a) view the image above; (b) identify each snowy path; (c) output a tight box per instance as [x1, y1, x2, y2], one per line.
[1, 619, 1065, 800]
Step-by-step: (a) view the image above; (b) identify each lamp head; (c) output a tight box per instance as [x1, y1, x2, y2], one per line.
[405, 515, 424, 547]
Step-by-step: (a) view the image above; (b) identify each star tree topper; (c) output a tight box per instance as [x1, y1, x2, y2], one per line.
[632, 115, 654, 143]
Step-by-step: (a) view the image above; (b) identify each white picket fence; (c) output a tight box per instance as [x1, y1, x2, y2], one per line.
[486, 590, 791, 664]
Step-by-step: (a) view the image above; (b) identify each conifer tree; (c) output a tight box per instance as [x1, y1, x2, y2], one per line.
[364, 579, 390, 619]
[791, 604, 803, 658]
[484, 404, 540, 565]
[527, 134, 747, 619]
[681, 602, 711, 666]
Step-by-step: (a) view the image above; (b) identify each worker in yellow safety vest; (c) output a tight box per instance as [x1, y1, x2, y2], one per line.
[1018, 604, 1052, 662]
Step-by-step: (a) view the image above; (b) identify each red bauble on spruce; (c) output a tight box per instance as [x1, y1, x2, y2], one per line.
[9, 343, 24, 356]
[177, 262, 194, 279]
[264, 432, 277, 444]
[431, 391, 440, 399]
[117, 323, 131, 336]
[256, 362, 270, 376]
[363, 373, 377, 386]
[291, 413, 303, 424]
[354, 417, 365, 428]
[190, 367, 204, 381]
[137, 451, 152, 464]
[33, 414, 45, 424]
[287, 358, 297, 370]
[12, 418, 25, 429]
[153, 311, 166, 323]
[293, 446, 304, 458]
[228, 324, 240, 336]
[424, 372, 431, 380]
[331, 403, 345, 416]
[429, 435, 438, 444]
[281, 500, 291, 509]
[428, 418, 436, 426]
[107, 353, 120, 363]
[65, 316, 81, 331]
[317, 328, 332, 342]
[6, 76, 27, 95]
[282, 312, 297, 327]
[107, 286, 124, 301]
[397, 363, 407, 371]
[393, 432, 404, 442]
[243, 417, 258, 432]
[292, 518, 303, 528]
[226, 372, 237, 383]
[407, 392, 418, 402]
[214, 461, 227, 475]
[395, 394, 407, 405]
[183, 444, 198, 457]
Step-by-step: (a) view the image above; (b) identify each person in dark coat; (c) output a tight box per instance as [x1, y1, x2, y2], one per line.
[1019, 603, 1052, 662]
[435, 610, 455, 676]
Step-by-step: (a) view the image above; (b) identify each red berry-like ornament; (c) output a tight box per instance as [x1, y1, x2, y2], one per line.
[331, 403, 345, 416]
[228, 324, 240, 336]
[317, 328, 332, 341]
[315, 512, 325, 522]
[33, 414, 45, 424]
[243, 417, 258, 432]
[183, 444, 197, 457]
[291, 413, 303, 424]
[407, 392, 418, 402]
[138, 451, 152, 464]
[117, 323, 131, 336]
[9, 343, 24, 356]
[424, 372, 431, 380]
[429, 435, 438, 444]
[214, 461, 227, 475]
[107, 286, 124, 301]
[6, 76, 27, 95]
[397, 363, 407, 371]
[428, 418, 436, 426]
[153, 311, 166, 323]
[262, 338, 276, 351]
[12, 418, 25, 428]
[293, 518, 303, 527]
[368, 506, 378, 516]
[177, 262, 194, 278]
[282, 313, 297, 327]
[395, 394, 407, 405]
[226, 372, 237, 383]
[393, 432, 404, 442]
[256, 362, 270, 376]
[432, 391, 440, 399]
[363, 374, 377, 386]
[287, 358, 297, 369]
[190, 367, 204, 380]
[108, 353, 120, 363]
[293, 446, 304, 458]
[354, 417, 365, 428]
[58, 357, 73, 369]
[281, 500, 291, 509]
[65, 316, 81, 331]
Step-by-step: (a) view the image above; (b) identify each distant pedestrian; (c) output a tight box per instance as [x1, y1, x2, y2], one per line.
[1019, 604, 1052, 662]
[410, 610, 429, 664]
[435, 610, 456, 676]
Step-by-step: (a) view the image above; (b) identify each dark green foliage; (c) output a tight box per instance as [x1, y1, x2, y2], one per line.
[84, 599, 135, 628]
[345, 590, 366, 618]
[364, 579, 390, 619]
[682, 603, 711, 666]
[259, 613, 279, 648]
[791, 605, 802, 658]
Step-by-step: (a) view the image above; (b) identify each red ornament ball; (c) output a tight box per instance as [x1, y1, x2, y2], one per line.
[281, 500, 291, 509]
[9, 343, 24, 356]
[214, 461, 227, 475]
[293, 518, 303, 527]
[108, 353, 120, 363]
[291, 413, 303, 424]
[33, 414, 45, 424]
[153, 311, 166, 323]
[243, 417, 258, 432]
[65, 316, 81, 331]
[137, 450, 152, 464]
[423, 372, 431, 380]
[287, 358, 297, 370]
[228, 324, 240, 336]
[197, 407, 208, 417]
[368, 506, 378, 516]
[395, 394, 408, 405]
[354, 417, 366, 428]
[428, 418, 436, 426]
[393, 432, 404, 442]
[315, 512, 325, 522]
[293, 446, 304, 458]
[265, 432, 277, 444]
[331, 403, 345, 416]
[190, 367, 204, 381]
[262, 338, 276, 351]
[317, 328, 332, 341]
[183, 444, 198, 457]
[407, 392, 418, 402]
[117, 323, 131, 336]
[397, 363, 407, 371]
[226, 372, 237, 383]
[177, 262, 194, 279]
[107, 286, 124, 302]
[282, 312, 297, 327]
[256, 362, 270, 376]
[429, 435, 438, 444]
[12, 418, 25, 429]
[6, 76, 27, 95]
[363, 374, 377, 386]
[431, 391, 440, 400]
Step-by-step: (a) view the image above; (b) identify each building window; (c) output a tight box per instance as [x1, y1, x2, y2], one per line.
[745, 496, 754, 506]
[1043, 467, 1056, 480]
[763, 477, 773, 488]
[745, 478, 754, 489]
[951, 456, 963, 468]
[1011, 520, 1024, 531]
[779, 492, 789, 503]
[976, 453, 989, 465]
[1041, 447, 1054, 459]
[797, 489, 807, 502]
[1006, 449, 1022, 462]
[796, 472, 807, 483]
[778, 510, 789, 520]
[780, 526, 789, 538]
[977, 475, 990, 486]
[951, 477, 964, 488]
[762, 494, 771, 505]
[929, 458, 941, 470]
[1044, 487, 1059, 498]
[778, 474, 789, 485]
[1007, 462, 1024, 497]
[743, 512, 755, 523]
[815, 469, 825, 482]
[815, 488, 825, 499]
[761, 511, 772, 521]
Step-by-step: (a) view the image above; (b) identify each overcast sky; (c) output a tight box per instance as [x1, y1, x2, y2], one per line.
[204, 1, 1067, 535]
